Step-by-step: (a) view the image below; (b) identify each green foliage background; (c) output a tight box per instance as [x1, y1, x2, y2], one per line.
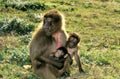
[0, 0, 120, 79]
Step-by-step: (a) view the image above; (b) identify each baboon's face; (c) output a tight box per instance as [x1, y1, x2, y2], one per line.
[42, 11, 62, 36]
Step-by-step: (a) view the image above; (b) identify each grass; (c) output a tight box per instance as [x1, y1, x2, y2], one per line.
[0, 0, 120, 79]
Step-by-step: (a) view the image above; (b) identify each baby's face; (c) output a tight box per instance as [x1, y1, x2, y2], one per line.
[55, 50, 64, 57]
[68, 37, 78, 48]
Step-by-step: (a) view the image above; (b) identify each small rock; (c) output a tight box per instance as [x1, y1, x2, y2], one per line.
[23, 65, 31, 70]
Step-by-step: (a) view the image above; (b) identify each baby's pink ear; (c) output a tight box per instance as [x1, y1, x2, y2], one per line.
[64, 54, 68, 58]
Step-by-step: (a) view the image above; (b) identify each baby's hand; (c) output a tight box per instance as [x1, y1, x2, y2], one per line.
[64, 54, 68, 58]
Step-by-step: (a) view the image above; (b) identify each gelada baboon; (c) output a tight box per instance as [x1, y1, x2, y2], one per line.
[66, 33, 84, 73]
[29, 10, 68, 79]
[49, 47, 69, 69]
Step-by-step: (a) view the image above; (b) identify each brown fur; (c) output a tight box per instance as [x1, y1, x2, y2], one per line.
[66, 33, 84, 73]
[29, 10, 68, 79]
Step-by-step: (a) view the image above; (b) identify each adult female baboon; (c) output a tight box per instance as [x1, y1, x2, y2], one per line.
[29, 10, 68, 79]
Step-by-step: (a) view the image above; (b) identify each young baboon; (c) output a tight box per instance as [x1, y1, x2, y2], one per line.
[66, 33, 84, 73]
[49, 47, 70, 69]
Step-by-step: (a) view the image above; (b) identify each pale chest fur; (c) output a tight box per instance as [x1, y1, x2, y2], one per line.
[67, 47, 77, 56]
[41, 41, 56, 58]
